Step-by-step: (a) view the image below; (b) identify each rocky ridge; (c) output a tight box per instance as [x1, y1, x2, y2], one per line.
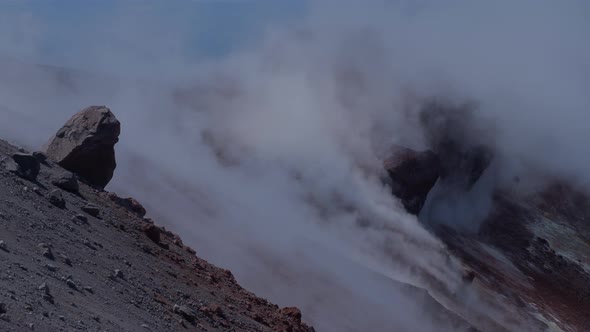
[0, 107, 313, 332]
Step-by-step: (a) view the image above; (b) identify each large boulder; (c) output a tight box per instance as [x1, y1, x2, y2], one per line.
[44, 106, 120, 189]
[384, 146, 440, 214]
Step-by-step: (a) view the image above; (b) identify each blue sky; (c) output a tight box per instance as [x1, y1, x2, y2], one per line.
[0, 0, 309, 66]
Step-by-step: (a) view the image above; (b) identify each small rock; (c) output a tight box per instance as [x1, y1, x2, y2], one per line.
[28, 322, 35, 330]
[143, 224, 161, 244]
[83, 240, 97, 250]
[280, 307, 302, 324]
[185, 246, 196, 255]
[201, 304, 225, 318]
[0, 240, 7, 252]
[41, 286, 54, 301]
[38, 243, 55, 260]
[0, 302, 6, 314]
[108, 193, 146, 217]
[38, 282, 51, 295]
[72, 214, 88, 224]
[173, 304, 196, 321]
[114, 269, 124, 279]
[42, 248, 54, 259]
[32, 151, 48, 163]
[48, 189, 66, 209]
[0, 313, 10, 322]
[82, 286, 94, 293]
[45, 264, 58, 272]
[66, 279, 77, 290]
[81, 204, 100, 217]
[51, 171, 79, 193]
[59, 315, 65, 321]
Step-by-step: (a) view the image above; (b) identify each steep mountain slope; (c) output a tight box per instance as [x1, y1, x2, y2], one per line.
[386, 143, 590, 332]
[435, 185, 590, 332]
[0, 138, 313, 332]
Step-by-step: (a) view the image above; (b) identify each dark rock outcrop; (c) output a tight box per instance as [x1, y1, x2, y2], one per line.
[419, 100, 494, 190]
[384, 146, 440, 214]
[44, 106, 120, 189]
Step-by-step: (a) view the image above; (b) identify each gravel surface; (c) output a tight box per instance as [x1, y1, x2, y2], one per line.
[0, 139, 314, 332]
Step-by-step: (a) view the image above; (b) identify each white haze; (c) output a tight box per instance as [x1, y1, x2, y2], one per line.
[1, 1, 589, 331]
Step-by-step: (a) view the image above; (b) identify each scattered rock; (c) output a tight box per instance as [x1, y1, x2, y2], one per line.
[51, 171, 79, 193]
[201, 304, 225, 318]
[1, 157, 18, 173]
[38, 282, 50, 294]
[38, 243, 55, 260]
[2, 153, 40, 181]
[44, 106, 120, 189]
[81, 204, 100, 217]
[32, 151, 48, 163]
[113, 269, 125, 279]
[280, 307, 302, 323]
[66, 279, 77, 290]
[72, 214, 88, 224]
[0, 313, 10, 322]
[173, 237, 183, 247]
[173, 304, 196, 321]
[143, 224, 161, 244]
[48, 189, 66, 209]
[63, 256, 72, 266]
[108, 193, 146, 217]
[38, 282, 54, 303]
[45, 264, 58, 272]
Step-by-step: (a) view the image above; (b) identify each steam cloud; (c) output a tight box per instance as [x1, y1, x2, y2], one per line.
[1, 1, 589, 331]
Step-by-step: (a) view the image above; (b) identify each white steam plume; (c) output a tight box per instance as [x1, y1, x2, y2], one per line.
[1, 1, 589, 331]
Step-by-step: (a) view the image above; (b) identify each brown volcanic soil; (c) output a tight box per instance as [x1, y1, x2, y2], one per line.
[0, 139, 313, 332]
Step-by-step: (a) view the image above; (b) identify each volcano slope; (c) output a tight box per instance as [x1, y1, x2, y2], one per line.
[386, 144, 590, 332]
[435, 184, 590, 332]
[0, 138, 313, 332]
